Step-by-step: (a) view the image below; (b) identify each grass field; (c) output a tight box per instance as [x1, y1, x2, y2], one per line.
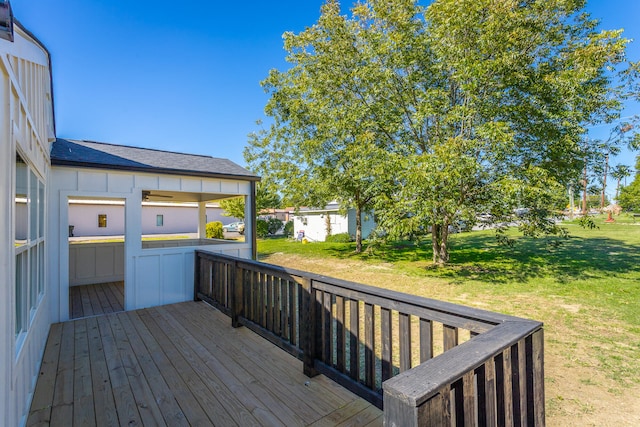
[257, 214, 640, 426]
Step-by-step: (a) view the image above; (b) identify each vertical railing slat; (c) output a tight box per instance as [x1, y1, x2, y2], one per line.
[336, 295, 345, 373]
[322, 291, 332, 365]
[532, 329, 545, 426]
[349, 299, 360, 382]
[503, 348, 514, 426]
[266, 274, 273, 332]
[289, 280, 296, 346]
[444, 324, 459, 352]
[273, 277, 281, 337]
[420, 318, 434, 363]
[381, 307, 392, 382]
[463, 371, 476, 427]
[399, 313, 411, 372]
[364, 302, 375, 389]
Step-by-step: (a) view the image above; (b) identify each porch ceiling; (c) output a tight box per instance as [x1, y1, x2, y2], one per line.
[141, 189, 240, 203]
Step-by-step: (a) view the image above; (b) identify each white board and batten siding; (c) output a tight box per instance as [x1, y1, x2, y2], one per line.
[49, 166, 254, 321]
[69, 242, 125, 286]
[1, 23, 55, 427]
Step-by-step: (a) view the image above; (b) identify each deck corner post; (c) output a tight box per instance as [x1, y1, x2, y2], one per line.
[382, 388, 418, 427]
[531, 327, 545, 426]
[300, 277, 319, 377]
[231, 260, 243, 328]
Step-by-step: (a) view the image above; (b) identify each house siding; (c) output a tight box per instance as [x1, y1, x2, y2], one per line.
[1, 23, 54, 427]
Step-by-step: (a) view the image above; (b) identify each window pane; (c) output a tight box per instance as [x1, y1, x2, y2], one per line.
[30, 247, 37, 311]
[15, 155, 27, 245]
[38, 180, 44, 238]
[15, 253, 24, 335]
[156, 214, 163, 226]
[38, 242, 45, 295]
[98, 214, 107, 228]
[30, 171, 38, 241]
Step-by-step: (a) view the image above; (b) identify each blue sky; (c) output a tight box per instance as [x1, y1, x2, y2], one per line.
[12, 0, 640, 184]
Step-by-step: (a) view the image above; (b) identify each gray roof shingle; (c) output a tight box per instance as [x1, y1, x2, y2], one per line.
[51, 138, 259, 181]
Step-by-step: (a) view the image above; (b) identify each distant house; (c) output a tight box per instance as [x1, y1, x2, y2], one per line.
[0, 11, 258, 426]
[66, 199, 240, 237]
[293, 202, 376, 242]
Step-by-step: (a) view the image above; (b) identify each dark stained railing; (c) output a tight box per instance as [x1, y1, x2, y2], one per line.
[195, 250, 545, 426]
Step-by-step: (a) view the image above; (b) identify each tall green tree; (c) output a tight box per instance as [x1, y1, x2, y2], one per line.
[245, 2, 388, 252]
[249, 0, 632, 264]
[611, 163, 632, 201]
[618, 156, 640, 211]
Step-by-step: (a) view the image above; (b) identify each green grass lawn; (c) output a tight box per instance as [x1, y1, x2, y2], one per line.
[258, 213, 640, 424]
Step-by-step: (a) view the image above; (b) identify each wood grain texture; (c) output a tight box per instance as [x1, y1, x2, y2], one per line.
[28, 301, 381, 426]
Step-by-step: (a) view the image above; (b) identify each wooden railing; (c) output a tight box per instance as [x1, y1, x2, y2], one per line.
[195, 250, 545, 426]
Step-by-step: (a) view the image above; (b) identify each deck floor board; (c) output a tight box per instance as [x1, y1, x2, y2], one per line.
[28, 301, 381, 426]
[69, 282, 124, 320]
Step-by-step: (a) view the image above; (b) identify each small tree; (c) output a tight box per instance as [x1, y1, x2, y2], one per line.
[205, 221, 224, 239]
[219, 183, 282, 221]
[255, 219, 269, 238]
[219, 197, 245, 220]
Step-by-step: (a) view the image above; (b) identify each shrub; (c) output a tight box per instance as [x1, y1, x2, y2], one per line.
[256, 219, 269, 238]
[267, 218, 283, 235]
[283, 220, 294, 237]
[206, 221, 223, 239]
[325, 232, 352, 243]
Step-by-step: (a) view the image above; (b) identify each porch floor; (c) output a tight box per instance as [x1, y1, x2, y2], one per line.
[27, 301, 382, 426]
[69, 281, 124, 319]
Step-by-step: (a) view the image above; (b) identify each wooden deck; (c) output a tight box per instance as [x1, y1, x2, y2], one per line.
[28, 301, 382, 426]
[69, 282, 124, 319]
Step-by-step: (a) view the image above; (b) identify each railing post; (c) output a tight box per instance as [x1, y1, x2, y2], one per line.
[231, 260, 243, 328]
[300, 277, 319, 377]
[194, 250, 202, 301]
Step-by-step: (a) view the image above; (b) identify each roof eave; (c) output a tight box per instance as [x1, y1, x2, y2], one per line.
[51, 159, 261, 182]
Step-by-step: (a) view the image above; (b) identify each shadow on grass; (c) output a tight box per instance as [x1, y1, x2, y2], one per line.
[282, 233, 640, 285]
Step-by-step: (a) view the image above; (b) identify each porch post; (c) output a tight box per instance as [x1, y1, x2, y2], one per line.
[197, 201, 207, 239]
[300, 277, 319, 377]
[249, 181, 257, 260]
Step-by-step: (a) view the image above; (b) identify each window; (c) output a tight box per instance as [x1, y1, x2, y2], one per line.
[156, 214, 164, 227]
[98, 214, 107, 228]
[14, 153, 45, 341]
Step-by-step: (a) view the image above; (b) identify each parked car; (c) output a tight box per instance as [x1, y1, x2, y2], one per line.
[222, 222, 244, 233]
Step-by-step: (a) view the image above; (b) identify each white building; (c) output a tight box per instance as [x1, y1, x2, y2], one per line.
[0, 7, 258, 426]
[293, 202, 376, 242]
[66, 199, 239, 237]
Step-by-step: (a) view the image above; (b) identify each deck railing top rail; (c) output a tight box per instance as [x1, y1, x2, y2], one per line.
[197, 250, 525, 329]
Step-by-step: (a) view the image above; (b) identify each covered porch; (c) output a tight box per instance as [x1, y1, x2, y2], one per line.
[27, 301, 382, 426]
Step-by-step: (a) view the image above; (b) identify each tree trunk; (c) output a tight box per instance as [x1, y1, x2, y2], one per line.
[582, 164, 588, 214]
[431, 222, 450, 265]
[601, 153, 609, 208]
[355, 205, 363, 253]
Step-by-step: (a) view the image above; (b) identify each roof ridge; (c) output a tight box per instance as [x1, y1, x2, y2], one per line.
[64, 138, 230, 161]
